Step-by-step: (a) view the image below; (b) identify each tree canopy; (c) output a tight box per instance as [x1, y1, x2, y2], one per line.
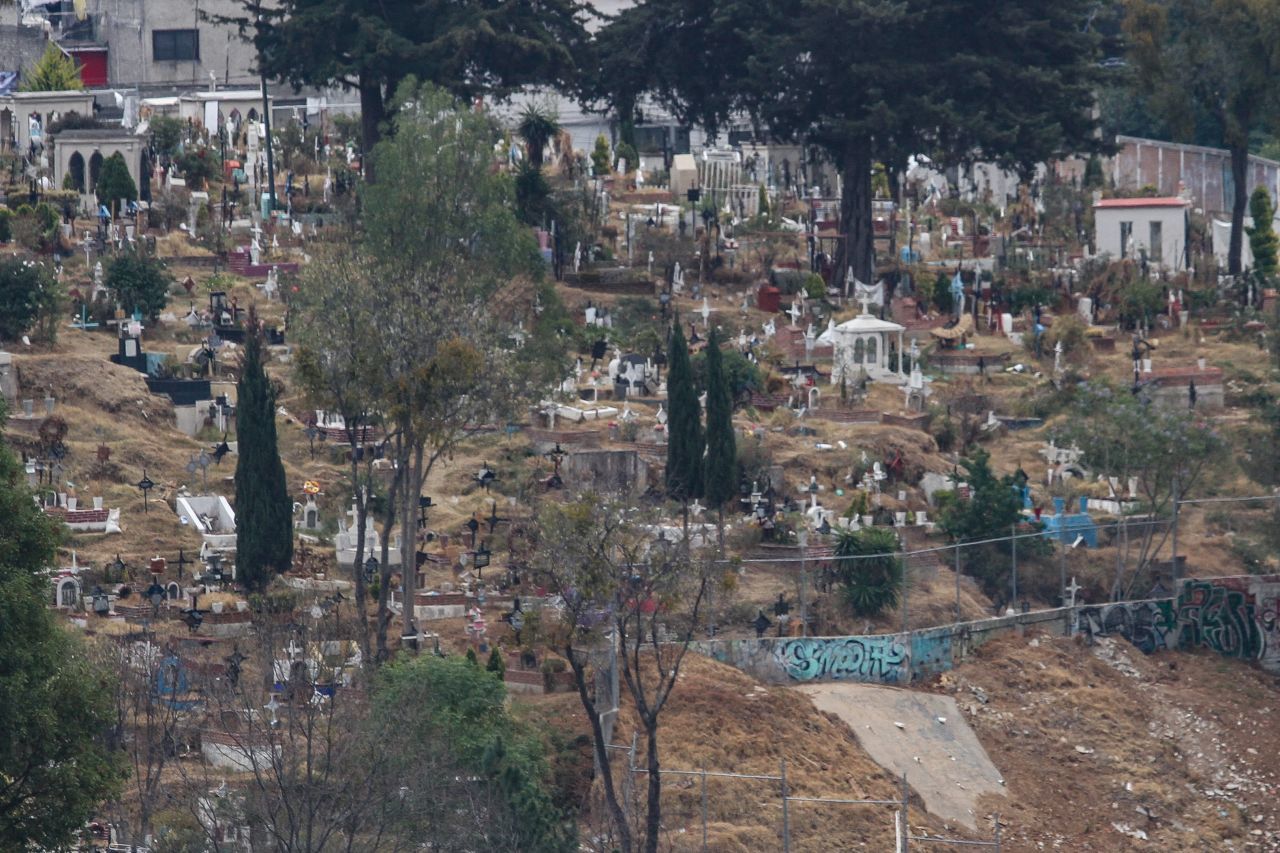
[106, 252, 170, 321]
[220, 0, 589, 170]
[96, 153, 138, 216]
[1125, 0, 1280, 274]
[19, 43, 84, 92]
[0, 400, 123, 848]
[235, 318, 293, 592]
[595, 0, 1104, 284]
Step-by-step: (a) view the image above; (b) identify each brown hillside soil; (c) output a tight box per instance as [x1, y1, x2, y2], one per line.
[929, 632, 1280, 851]
[530, 654, 986, 852]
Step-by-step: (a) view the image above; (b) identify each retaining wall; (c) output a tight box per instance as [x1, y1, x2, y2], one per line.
[695, 575, 1280, 686]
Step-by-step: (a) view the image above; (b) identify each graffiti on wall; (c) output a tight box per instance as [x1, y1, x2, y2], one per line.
[776, 636, 909, 683]
[1176, 579, 1263, 660]
[1079, 600, 1177, 655]
[1088, 578, 1280, 669]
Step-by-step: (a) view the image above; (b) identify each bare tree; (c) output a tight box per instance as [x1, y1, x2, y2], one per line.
[98, 632, 193, 844]
[530, 492, 720, 853]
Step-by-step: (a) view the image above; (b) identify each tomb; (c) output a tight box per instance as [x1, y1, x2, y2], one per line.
[1039, 496, 1099, 547]
[41, 495, 120, 533]
[830, 294, 907, 385]
[176, 494, 237, 554]
[0, 352, 15, 403]
[335, 507, 402, 569]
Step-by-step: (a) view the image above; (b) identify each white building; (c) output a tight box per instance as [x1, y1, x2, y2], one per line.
[1093, 197, 1190, 271]
[830, 299, 907, 386]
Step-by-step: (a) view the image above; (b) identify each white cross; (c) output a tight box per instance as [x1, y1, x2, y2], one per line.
[1064, 576, 1082, 608]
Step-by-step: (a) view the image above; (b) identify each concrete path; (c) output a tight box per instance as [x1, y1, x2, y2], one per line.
[797, 683, 1005, 830]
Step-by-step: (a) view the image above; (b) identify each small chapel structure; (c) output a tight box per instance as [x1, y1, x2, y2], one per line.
[830, 293, 907, 385]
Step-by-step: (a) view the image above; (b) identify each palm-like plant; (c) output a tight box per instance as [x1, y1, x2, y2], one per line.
[517, 104, 560, 170]
[834, 526, 904, 618]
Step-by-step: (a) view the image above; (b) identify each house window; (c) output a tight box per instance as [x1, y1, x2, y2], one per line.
[1120, 221, 1133, 257]
[153, 29, 200, 62]
[1149, 221, 1163, 264]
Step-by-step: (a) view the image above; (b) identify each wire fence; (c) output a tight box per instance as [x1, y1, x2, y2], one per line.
[602, 737, 1003, 852]
[705, 494, 1280, 638]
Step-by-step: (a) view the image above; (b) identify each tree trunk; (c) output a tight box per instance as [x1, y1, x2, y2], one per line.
[350, 447, 371, 670]
[398, 444, 425, 647]
[834, 139, 875, 293]
[566, 648, 632, 853]
[1229, 141, 1249, 276]
[375, 439, 404, 663]
[358, 74, 385, 182]
[643, 721, 662, 853]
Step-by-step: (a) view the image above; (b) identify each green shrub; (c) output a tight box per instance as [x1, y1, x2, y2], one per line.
[590, 134, 611, 176]
[833, 527, 904, 617]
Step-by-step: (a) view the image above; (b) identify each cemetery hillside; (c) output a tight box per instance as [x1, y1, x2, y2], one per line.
[8, 1, 1280, 850]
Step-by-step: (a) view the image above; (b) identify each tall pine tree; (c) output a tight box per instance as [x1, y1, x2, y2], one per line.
[665, 321, 703, 503]
[702, 328, 737, 511]
[234, 313, 292, 591]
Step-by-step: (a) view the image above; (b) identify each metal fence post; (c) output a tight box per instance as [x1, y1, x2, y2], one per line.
[994, 812, 1002, 852]
[954, 541, 962, 621]
[701, 768, 708, 852]
[900, 550, 908, 635]
[900, 772, 910, 853]
[1010, 525, 1018, 608]
[780, 759, 790, 852]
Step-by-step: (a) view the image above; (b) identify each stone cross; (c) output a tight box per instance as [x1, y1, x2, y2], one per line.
[788, 299, 803, 327]
[857, 291, 873, 316]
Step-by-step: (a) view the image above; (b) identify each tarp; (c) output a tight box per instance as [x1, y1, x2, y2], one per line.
[1212, 218, 1254, 270]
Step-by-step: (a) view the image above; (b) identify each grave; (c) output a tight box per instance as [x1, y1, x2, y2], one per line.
[1146, 365, 1224, 410]
[1039, 496, 1099, 547]
[41, 494, 120, 533]
[176, 494, 237, 554]
[335, 505, 402, 569]
[0, 352, 16, 403]
[830, 293, 907, 385]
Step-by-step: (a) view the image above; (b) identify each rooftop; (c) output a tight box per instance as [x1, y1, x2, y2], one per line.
[1094, 197, 1190, 209]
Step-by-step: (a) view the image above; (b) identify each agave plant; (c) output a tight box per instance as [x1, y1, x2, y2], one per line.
[517, 103, 560, 171]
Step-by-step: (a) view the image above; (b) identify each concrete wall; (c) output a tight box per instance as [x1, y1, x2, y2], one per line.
[695, 575, 1280, 686]
[83, 0, 262, 90]
[692, 608, 1071, 685]
[0, 23, 49, 80]
[1111, 136, 1280, 218]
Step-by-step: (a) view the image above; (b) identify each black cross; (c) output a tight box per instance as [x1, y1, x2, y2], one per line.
[137, 470, 155, 513]
[173, 548, 192, 580]
[486, 500, 508, 534]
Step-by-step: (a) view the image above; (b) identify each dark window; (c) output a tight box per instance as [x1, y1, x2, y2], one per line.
[153, 29, 199, 62]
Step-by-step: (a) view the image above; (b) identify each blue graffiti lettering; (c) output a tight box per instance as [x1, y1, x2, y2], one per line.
[776, 637, 909, 683]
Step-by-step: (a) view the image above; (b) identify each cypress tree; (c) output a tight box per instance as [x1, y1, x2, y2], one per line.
[702, 327, 737, 511]
[234, 313, 293, 591]
[1248, 186, 1278, 276]
[665, 321, 703, 502]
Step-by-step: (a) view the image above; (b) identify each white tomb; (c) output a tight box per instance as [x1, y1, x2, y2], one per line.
[831, 294, 907, 385]
[176, 495, 237, 553]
